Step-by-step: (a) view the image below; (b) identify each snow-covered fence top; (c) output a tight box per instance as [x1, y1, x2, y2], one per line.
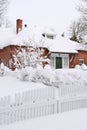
[0, 87, 55, 107]
[59, 85, 87, 97]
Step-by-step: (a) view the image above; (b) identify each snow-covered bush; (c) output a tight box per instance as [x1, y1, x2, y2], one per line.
[16, 63, 87, 87]
[75, 64, 82, 69]
[75, 63, 87, 71]
[30, 64, 43, 82]
[17, 67, 29, 81]
[0, 63, 5, 76]
[39, 65, 58, 86]
[17, 65, 43, 82]
[81, 64, 87, 70]
[16, 64, 59, 86]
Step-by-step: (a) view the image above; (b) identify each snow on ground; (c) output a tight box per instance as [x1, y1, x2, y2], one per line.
[0, 65, 87, 129]
[1, 108, 87, 130]
[0, 70, 47, 98]
[0, 64, 87, 97]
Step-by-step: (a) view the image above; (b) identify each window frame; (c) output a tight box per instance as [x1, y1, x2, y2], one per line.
[79, 59, 84, 66]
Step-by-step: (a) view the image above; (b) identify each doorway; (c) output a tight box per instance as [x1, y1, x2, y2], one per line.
[56, 57, 62, 69]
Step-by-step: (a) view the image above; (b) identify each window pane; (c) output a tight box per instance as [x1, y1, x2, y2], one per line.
[56, 57, 62, 69]
[79, 59, 84, 66]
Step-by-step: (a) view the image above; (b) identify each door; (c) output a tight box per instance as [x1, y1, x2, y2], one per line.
[56, 57, 62, 69]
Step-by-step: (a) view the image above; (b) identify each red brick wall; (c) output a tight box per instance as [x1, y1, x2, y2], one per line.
[0, 46, 11, 67]
[0, 45, 49, 70]
[0, 45, 27, 70]
[69, 50, 87, 68]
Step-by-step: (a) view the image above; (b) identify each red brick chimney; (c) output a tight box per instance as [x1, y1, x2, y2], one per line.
[16, 19, 23, 34]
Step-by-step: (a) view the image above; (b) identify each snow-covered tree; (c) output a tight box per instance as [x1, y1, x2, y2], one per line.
[78, 0, 87, 17]
[0, 0, 10, 27]
[0, 62, 5, 76]
[69, 18, 87, 43]
[9, 48, 29, 70]
[9, 48, 38, 69]
[9, 47, 49, 70]
[68, 0, 87, 43]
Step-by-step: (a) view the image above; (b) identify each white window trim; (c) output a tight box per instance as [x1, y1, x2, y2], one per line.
[50, 53, 69, 69]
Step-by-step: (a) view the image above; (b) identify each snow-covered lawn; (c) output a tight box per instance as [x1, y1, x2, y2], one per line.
[0, 74, 47, 97]
[1, 108, 87, 130]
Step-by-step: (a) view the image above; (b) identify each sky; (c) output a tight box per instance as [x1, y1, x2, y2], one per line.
[8, 0, 80, 33]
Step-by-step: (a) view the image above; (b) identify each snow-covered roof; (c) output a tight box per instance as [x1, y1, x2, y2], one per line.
[77, 44, 87, 51]
[0, 28, 16, 49]
[42, 27, 57, 36]
[42, 36, 78, 53]
[0, 26, 79, 53]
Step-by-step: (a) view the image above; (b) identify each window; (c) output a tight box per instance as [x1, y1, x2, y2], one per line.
[47, 35, 54, 39]
[42, 33, 45, 37]
[42, 33, 55, 39]
[79, 59, 84, 66]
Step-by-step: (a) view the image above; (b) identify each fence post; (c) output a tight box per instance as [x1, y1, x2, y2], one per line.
[53, 100, 58, 113]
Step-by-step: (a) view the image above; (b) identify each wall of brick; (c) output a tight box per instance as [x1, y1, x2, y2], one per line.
[0, 45, 29, 70]
[0, 45, 49, 70]
[69, 50, 87, 68]
[0, 46, 11, 67]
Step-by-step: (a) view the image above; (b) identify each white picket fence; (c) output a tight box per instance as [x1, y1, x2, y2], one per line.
[0, 87, 58, 125]
[59, 95, 87, 112]
[59, 85, 87, 96]
[1, 85, 87, 125]
[58, 85, 87, 112]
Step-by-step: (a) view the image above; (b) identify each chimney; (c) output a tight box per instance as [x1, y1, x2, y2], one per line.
[16, 19, 23, 34]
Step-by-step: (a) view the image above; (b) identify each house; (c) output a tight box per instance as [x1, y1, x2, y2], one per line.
[69, 44, 87, 68]
[0, 20, 50, 70]
[0, 19, 86, 70]
[41, 35, 78, 69]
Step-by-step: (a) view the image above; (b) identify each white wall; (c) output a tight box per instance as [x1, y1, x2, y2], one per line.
[50, 53, 69, 69]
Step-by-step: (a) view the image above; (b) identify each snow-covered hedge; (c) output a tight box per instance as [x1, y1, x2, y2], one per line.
[75, 63, 87, 70]
[16, 65, 57, 84]
[16, 63, 87, 87]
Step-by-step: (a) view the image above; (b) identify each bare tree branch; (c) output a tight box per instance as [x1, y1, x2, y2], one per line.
[68, 18, 87, 43]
